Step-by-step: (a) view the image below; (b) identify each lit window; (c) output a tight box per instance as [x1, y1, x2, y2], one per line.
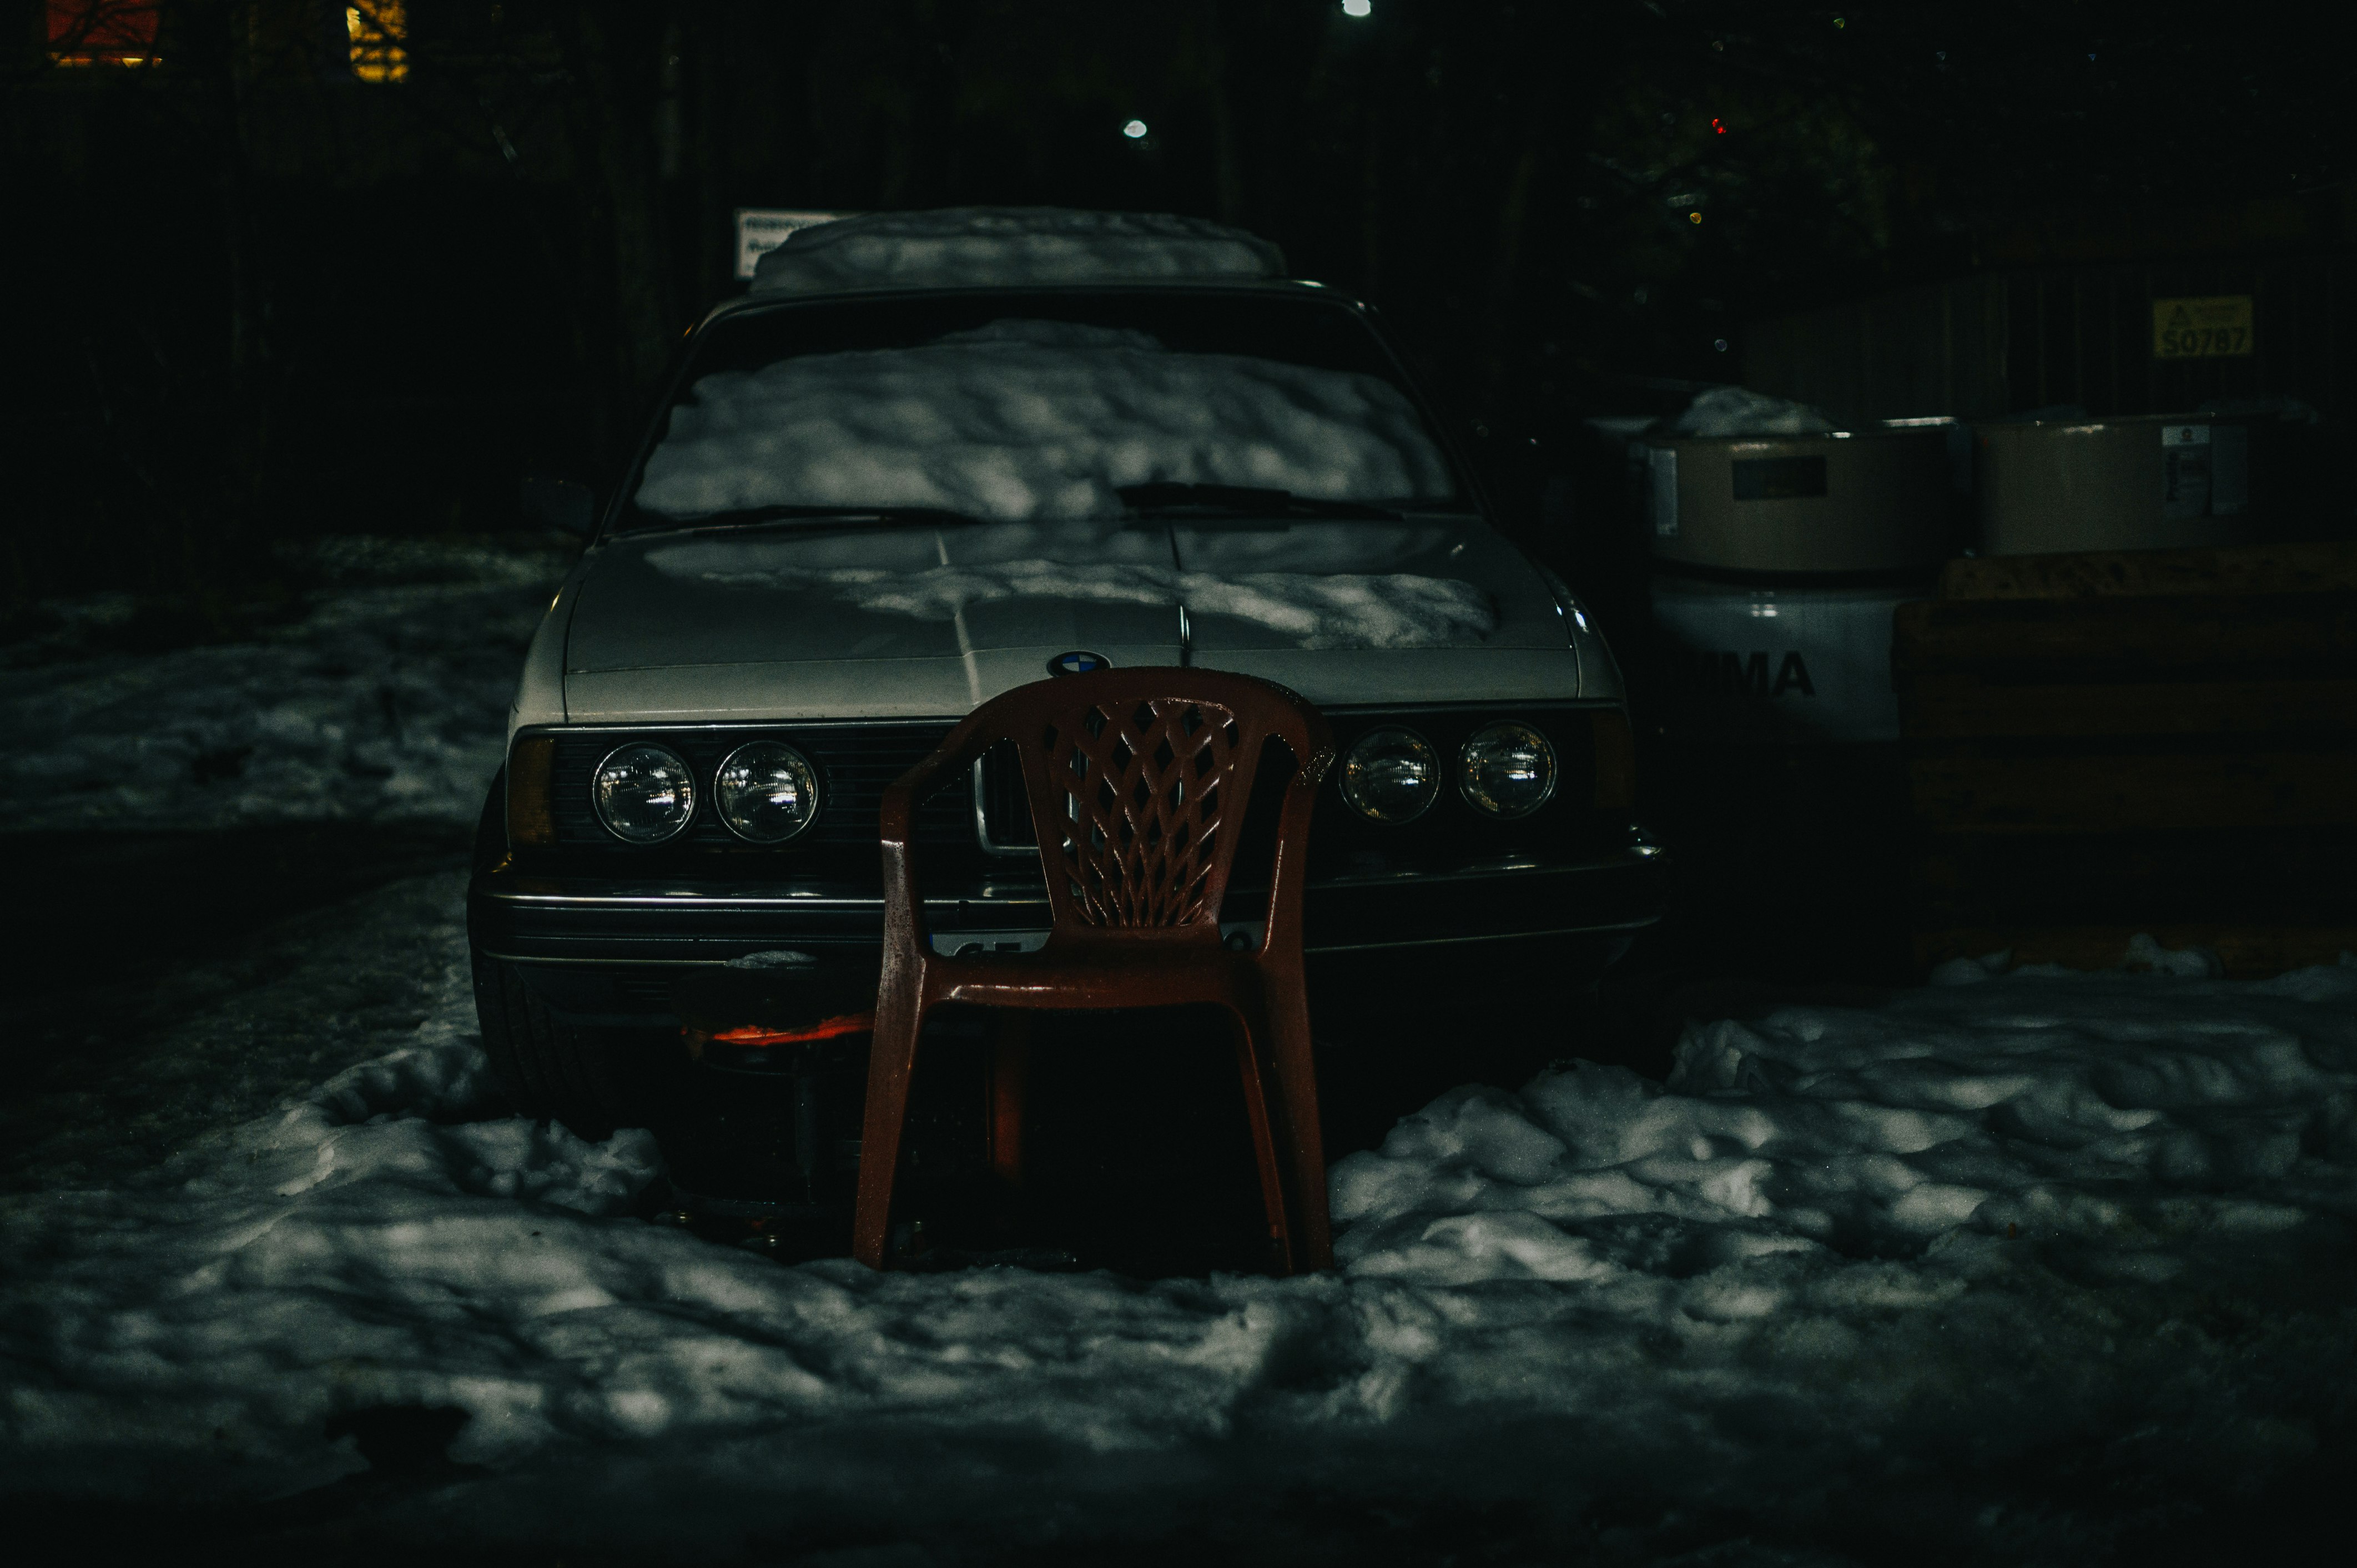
[47, 1, 160, 67]
[346, 1, 409, 84]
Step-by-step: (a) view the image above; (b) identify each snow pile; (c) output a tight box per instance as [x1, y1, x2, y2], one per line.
[748, 207, 1285, 296]
[1336, 959, 2357, 1285]
[7, 941, 2357, 1557]
[0, 951, 666, 1496]
[1668, 385, 1837, 438]
[0, 541, 566, 834]
[633, 319, 1454, 523]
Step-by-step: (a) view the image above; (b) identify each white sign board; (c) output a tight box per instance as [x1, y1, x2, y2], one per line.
[734, 209, 848, 281]
[1649, 577, 1913, 744]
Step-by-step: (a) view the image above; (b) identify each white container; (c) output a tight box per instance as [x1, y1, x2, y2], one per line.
[1644, 428, 1955, 574]
[1974, 412, 2253, 556]
[1648, 572, 1920, 744]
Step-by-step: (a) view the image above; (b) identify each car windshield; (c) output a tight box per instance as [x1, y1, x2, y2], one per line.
[616, 289, 1469, 533]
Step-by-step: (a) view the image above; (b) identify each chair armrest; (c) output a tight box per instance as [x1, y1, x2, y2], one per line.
[877, 713, 1005, 951]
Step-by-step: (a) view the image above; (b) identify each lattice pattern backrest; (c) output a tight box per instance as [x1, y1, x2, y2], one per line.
[1026, 694, 1257, 930]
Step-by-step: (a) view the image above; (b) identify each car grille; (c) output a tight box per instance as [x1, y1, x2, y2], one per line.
[976, 743, 1038, 851]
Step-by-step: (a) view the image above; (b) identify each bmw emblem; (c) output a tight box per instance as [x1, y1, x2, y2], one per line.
[1047, 650, 1110, 677]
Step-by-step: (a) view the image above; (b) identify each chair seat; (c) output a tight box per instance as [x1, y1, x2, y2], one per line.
[933, 944, 1261, 1012]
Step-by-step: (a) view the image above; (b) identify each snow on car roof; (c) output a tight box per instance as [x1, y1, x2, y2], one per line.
[748, 206, 1287, 296]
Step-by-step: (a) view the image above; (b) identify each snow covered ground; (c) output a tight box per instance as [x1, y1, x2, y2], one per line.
[1, 536, 567, 835]
[6, 889, 2354, 1561]
[7, 548, 2356, 1561]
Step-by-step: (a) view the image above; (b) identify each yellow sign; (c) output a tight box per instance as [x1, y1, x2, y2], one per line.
[2152, 295, 2253, 359]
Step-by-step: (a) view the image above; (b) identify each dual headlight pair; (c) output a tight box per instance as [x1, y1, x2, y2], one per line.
[593, 740, 817, 844]
[592, 720, 1554, 844]
[1338, 721, 1556, 824]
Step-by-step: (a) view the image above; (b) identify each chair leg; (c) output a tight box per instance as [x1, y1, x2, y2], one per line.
[853, 985, 929, 1269]
[1261, 992, 1333, 1271]
[987, 1013, 1032, 1188]
[1229, 1013, 1295, 1273]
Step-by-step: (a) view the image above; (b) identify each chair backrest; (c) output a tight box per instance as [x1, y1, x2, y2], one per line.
[976, 669, 1331, 936]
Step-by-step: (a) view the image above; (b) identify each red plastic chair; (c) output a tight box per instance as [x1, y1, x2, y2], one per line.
[853, 668, 1337, 1273]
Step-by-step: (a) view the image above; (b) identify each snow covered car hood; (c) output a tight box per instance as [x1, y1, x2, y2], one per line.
[554, 514, 1585, 723]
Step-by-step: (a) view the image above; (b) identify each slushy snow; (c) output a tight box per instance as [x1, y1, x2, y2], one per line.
[633, 319, 1456, 523]
[7, 912, 2357, 1559]
[749, 206, 1286, 296]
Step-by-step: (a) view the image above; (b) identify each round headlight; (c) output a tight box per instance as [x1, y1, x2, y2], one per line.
[714, 740, 820, 843]
[1459, 722, 1557, 819]
[1339, 727, 1440, 823]
[591, 742, 697, 843]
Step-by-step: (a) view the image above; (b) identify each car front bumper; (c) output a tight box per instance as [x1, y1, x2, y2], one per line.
[470, 832, 1669, 1024]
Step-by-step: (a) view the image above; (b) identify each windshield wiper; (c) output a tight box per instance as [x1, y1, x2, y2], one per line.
[1116, 482, 1408, 522]
[625, 504, 990, 532]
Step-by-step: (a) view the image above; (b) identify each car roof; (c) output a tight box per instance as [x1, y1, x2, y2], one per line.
[691, 277, 1367, 335]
